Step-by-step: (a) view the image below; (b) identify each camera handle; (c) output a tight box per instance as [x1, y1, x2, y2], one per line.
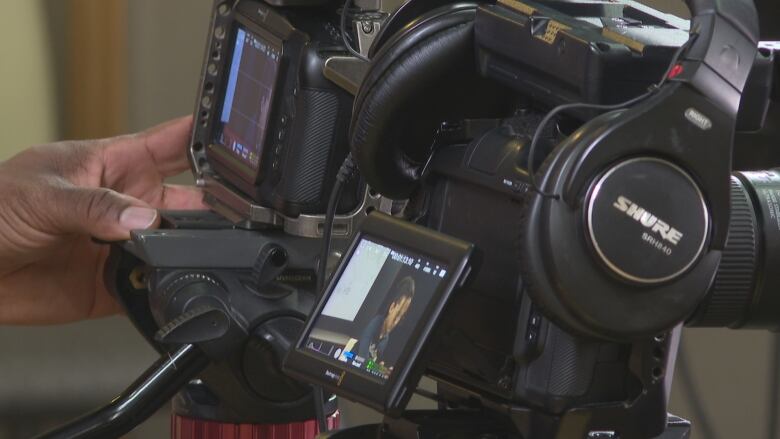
[35, 344, 209, 439]
[320, 411, 693, 439]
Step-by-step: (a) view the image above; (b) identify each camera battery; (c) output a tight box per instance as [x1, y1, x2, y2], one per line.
[475, 0, 689, 117]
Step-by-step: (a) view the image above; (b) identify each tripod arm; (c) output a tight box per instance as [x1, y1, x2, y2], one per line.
[35, 344, 209, 439]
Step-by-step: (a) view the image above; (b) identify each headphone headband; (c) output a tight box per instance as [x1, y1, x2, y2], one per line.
[681, 0, 759, 114]
[686, 0, 759, 40]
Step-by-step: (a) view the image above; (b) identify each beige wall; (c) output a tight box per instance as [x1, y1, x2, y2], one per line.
[0, 0, 212, 160]
[642, 0, 690, 17]
[0, 1, 58, 160]
[127, 0, 213, 132]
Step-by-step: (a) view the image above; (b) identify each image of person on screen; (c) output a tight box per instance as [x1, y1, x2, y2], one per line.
[356, 276, 416, 370]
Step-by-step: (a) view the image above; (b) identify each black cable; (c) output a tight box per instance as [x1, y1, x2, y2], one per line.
[311, 178, 345, 434]
[526, 91, 654, 198]
[314, 387, 329, 433]
[313, 154, 358, 433]
[318, 179, 346, 294]
[318, 154, 357, 294]
[340, 0, 370, 62]
[312, 181, 345, 434]
[312, 179, 346, 434]
[526, 27, 699, 199]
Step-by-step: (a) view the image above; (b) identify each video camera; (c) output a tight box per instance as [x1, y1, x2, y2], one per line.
[292, 1, 778, 438]
[191, 0, 364, 228]
[37, 1, 779, 439]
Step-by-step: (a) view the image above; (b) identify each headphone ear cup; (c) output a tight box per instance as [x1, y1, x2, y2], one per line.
[517, 142, 595, 338]
[350, 4, 509, 200]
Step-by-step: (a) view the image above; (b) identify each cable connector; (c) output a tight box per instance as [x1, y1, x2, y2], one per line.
[336, 153, 357, 184]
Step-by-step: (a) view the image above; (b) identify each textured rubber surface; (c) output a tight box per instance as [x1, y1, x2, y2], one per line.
[517, 139, 592, 339]
[690, 177, 757, 327]
[280, 89, 339, 204]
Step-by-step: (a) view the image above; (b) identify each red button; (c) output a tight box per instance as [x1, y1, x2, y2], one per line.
[668, 64, 684, 79]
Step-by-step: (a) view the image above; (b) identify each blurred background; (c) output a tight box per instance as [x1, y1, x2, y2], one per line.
[0, 0, 776, 438]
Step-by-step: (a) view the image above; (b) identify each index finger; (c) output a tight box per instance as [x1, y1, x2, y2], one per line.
[137, 115, 195, 178]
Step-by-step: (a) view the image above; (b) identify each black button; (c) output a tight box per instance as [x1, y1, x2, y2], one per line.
[274, 144, 283, 155]
[278, 130, 286, 141]
[272, 160, 280, 171]
[280, 115, 288, 126]
[526, 330, 537, 343]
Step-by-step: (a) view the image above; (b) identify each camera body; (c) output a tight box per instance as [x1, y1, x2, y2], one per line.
[395, 0, 692, 413]
[311, 0, 766, 436]
[417, 8, 777, 417]
[418, 120, 675, 434]
[393, 0, 774, 401]
[190, 0, 359, 220]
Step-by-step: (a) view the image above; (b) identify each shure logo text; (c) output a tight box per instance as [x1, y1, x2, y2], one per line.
[613, 196, 684, 245]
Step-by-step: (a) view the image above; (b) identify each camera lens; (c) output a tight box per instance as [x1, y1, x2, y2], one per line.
[688, 170, 780, 329]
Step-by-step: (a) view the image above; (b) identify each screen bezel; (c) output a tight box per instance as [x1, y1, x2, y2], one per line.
[284, 213, 474, 416]
[209, 15, 284, 183]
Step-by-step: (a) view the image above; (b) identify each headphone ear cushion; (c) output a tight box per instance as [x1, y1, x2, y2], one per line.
[351, 22, 474, 199]
[517, 142, 593, 337]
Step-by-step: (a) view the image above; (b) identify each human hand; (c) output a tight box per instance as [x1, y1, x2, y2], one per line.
[0, 116, 205, 325]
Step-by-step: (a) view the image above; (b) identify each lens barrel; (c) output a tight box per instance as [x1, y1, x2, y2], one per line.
[689, 170, 780, 329]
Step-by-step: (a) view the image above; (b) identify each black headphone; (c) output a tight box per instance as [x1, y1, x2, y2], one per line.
[350, 2, 512, 199]
[351, 0, 760, 341]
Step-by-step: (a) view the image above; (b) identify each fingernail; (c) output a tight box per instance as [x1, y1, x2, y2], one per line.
[120, 207, 158, 230]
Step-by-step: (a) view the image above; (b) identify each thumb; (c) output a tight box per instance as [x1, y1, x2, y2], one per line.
[58, 187, 160, 241]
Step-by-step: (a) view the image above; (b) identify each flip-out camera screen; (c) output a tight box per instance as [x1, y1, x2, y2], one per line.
[303, 238, 449, 381]
[285, 213, 474, 415]
[214, 25, 281, 169]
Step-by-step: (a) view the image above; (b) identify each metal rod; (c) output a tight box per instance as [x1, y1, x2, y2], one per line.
[35, 344, 209, 439]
